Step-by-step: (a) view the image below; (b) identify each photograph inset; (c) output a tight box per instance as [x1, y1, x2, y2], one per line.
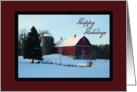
[17, 12, 112, 80]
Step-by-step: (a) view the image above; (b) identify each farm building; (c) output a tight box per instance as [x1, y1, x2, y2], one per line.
[42, 34, 54, 55]
[54, 35, 92, 59]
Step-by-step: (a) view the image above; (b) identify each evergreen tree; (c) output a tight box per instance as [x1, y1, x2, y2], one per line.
[23, 26, 43, 63]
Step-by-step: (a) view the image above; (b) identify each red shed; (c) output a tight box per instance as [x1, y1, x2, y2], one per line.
[54, 35, 92, 59]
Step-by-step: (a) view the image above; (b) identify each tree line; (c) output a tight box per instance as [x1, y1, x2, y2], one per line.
[91, 44, 110, 59]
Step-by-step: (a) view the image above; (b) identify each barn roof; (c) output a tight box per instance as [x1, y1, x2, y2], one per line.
[54, 36, 84, 47]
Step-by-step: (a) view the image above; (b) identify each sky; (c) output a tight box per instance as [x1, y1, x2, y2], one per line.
[19, 14, 110, 45]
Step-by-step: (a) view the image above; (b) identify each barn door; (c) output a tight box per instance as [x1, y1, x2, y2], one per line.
[82, 50, 85, 55]
[81, 50, 85, 59]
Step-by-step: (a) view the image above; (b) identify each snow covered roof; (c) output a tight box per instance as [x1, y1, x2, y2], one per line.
[54, 36, 83, 47]
[54, 40, 60, 44]
[43, 34, 52, 37]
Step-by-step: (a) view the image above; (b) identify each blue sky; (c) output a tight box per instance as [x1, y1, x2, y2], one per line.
[19, 14, 110, 45]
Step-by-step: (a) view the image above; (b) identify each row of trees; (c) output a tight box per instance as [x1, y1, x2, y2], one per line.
[91, 44, 110, 59]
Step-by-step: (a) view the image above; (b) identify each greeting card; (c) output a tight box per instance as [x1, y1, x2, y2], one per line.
[1, 0, 129, 92]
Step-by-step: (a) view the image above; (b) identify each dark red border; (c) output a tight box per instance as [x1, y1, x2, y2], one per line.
[1, 1, 126, 91]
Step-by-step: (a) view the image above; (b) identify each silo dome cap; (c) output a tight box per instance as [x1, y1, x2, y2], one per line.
[43, 34, 53, 37]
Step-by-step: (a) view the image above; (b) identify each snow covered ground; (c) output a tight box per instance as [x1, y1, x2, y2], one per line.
[18, 54, 110, 78]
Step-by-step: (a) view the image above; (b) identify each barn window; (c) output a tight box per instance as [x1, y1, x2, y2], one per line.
[83, 38, 85, 42]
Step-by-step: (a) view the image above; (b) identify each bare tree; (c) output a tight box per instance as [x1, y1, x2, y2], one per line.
[18, 29, 27, 55]
[38, 29, 50, 41]
[58, 54, 62, 65]
[86, 56, 93, 67]
[58, 48, 62, 65]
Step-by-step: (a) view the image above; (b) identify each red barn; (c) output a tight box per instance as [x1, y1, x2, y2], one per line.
[54, 35, 92, 59]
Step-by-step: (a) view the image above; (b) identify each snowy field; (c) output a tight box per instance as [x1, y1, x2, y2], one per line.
[18, 54, 110, 78]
